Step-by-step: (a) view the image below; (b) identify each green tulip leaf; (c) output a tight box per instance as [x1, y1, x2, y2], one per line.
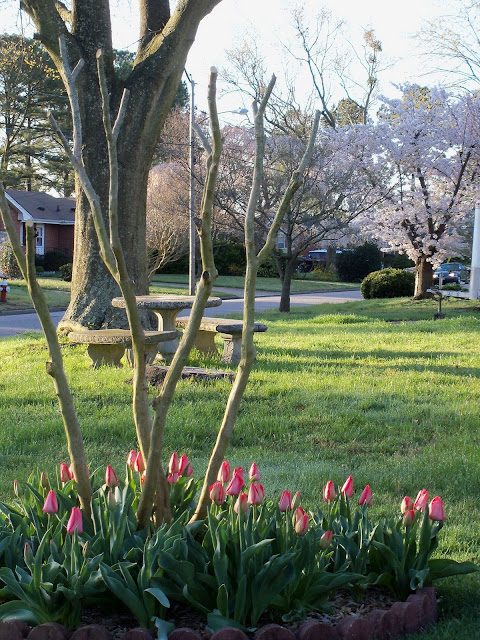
[428, 559, 480, 580]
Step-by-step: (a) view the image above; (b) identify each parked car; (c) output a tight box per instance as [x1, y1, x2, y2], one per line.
[433, 262, 470, 285]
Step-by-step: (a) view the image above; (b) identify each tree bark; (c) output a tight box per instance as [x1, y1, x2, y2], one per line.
[414, 256, 434, 298]
[279, 257, 297, 312]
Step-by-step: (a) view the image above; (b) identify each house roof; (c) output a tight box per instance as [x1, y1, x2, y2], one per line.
[6, 190, 75, 225]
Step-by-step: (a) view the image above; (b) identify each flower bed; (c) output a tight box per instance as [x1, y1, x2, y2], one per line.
[0, 454, 476, 639]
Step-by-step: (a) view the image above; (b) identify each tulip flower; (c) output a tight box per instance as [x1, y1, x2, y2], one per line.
[234, 493, 248, 514]
[358, 485, 373, 506]
[401, 496, 414, 514]
[42, 490, 58, 514]
[60, 462, 73, 483]
[105, 465, 118, 488]
[69, 464, 90, 479]
[291, 491, 302, 510]
[278, 490, 292, 512]
[209, 481, 225, 505]
[178, 454, 193, 477]
[413, 489, 429, 512]
[341, 475, 354, 498]
[134, 451, 145, 473]
[168, 452, 180, 475]
[248, 462, 261, 482]
[429, 496, 445, 521]
[403, 509, 415, 527]
[217, 460, 231, 483]
[226, 467, 245, 496]
[292, 505, 306, 527]
[319, 530, 333, 550]
[141, 470, 146, 485]
[107, 491, 117, 511]
[40, 472, 49, 489]
[248, 482, 265, 505]
[294, 513, 309, 536]
[127, 450, 137, 470]
[24, 542, 34, 566]
[323, 480, 337, 503]
[66, 507, 83, 534]
[167, 473, 178, 484]
[13, 479, 22, 498]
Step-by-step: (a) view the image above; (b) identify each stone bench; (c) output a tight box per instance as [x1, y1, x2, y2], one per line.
[68, 329, 179, 368]
[175, 317, 267, 365]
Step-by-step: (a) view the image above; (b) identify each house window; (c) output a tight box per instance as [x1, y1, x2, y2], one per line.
[35, 224, 45, 255]
[277, 231, 287, 250]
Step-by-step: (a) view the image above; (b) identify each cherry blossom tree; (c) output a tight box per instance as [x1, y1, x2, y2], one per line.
[366, 85, 479, 298]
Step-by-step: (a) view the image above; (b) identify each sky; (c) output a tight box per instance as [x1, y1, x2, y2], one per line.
[2, 0, 452, 115]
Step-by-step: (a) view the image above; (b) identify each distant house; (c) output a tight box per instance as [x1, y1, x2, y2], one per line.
[0, 190, 75, 257]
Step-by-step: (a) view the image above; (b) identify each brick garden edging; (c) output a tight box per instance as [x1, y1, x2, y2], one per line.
[0, 587, 438, 640]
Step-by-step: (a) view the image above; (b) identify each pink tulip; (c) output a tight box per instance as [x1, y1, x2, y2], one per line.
[358, 485, 373, 506]
[178, 454, 193, 477]
[295, 513, 309, 535]
[341, 475, 354, 498]
[319, 530, 333, 550]
[24, 542, 34, 565]
[248, 483, 264, 505]
[248, 462, 261, 482]
[40, 472, 49, 489]
[401, 496, 414, 514]
[42, 490, 58, 514]
[234, 493, 249, 514]
[66, 507, 83, 534]
[292, 506, 306, 527]
[134, 451, 145, 473]
[291, 491, 301, 510]
[141, 470, 146, 485]
[226, 467, 245, 496]
[209, 481, 225, 505]
[127, 450, 137, 470]
[167, 473, 179, 484]
[217, 460, 231, 483]
[278, 490, 292, 512]
[105, 465, 118, 488]
[403, 509, 415, 527]
[69, 464, 90, 480]
[323, 480, 337, 503]
[168, 452, 180, 475]
[414, 489, 429, 512]
[60, 462, 73, 483]
[429, 496, 445, 521]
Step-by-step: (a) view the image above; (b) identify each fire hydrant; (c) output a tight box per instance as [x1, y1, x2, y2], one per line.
[0, 279, 10, 302]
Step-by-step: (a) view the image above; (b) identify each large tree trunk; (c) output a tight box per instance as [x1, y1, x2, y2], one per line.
[414, 256, 434, 299]
[279, 257, 297, 312]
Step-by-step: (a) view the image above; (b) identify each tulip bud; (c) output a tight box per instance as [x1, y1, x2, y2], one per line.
[105, 465, 118, 488]
[168, 452, 180, 475]
[295, 513, 309, 536]
[134, 451, 145, 473]
[66, 507, 83, 534]
[82, 541, 92, 558]
[292, 506, 306, 527]
[248, 462, 261, 482]
[403, 509, 415, 527]
[413, 489, 429, 512]
[234, 493, 249, 514]
[167, 472, 178, 484]
[13, 479, 22, 498]
[107, 490, 117, 511]
[248, 482, 264, 505]
[217, 460, 231, 483]
[141, 470, 146, 485]
[209, 481, 225, 505]
[428, 496, 445, 521]
[226, 468, 245, 496]
[323, 480, 337, 503]
[291, 491, 301, 510]
[358, 485, 372, 506]
[24, 542, 34, 566]
[60, 462, 73, 483]
[341, 475, 354, 498]
[178, 454, 193, 477]
[278, 490, 292, 512]
[401, 496, 413, 513]
[40, 472, 49, 489]
[319, 530, 333, 550]
[127, 450, 137, 470]
[42, 490, 59, 514]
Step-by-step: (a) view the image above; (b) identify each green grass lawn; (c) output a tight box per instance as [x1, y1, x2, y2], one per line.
[0, 277, 71, 311]
[0, 297, 479, 637]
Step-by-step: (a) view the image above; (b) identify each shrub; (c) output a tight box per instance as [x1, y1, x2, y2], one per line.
[336, 243, 383, 282]
[35, 265, 45, 274]
[214, 241, 246, 276]
[258, 255, 278, 278]
[44, 249, 71, 272]
[156, 253, 190, 275]
[0, 243, 22, 279]
[361, 268, 415, 299]
[59, 263, 73, 282]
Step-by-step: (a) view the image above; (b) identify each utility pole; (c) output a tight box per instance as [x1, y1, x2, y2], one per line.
[469, 196, 480, 299]
[185, 70, 196, 296]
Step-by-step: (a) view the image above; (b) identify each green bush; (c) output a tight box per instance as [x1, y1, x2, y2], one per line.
[59, 263, 73, 282]
[336, 243, 383, 282]
[258, 255, 279, 278]
[35, 265, 45, 274]
[0, 243, 22, 279]
[213, 241, 246, 276]
[361, 268, 415, 299]
[44, 250, 71, 272]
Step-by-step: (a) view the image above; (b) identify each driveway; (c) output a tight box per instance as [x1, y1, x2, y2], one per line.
[0, 289, 362, 338]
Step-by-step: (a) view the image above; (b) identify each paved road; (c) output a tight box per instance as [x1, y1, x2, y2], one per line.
[0, 289, 362, 338]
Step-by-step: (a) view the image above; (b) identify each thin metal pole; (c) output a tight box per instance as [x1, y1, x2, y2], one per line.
[187, 73, 196, 296]
[469, 196, 480, 299]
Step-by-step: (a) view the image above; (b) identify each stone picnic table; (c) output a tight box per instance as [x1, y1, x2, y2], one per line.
[111, 295, 222, 358]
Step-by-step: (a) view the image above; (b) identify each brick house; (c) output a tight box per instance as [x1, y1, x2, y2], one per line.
[1, 189, 75, 257]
